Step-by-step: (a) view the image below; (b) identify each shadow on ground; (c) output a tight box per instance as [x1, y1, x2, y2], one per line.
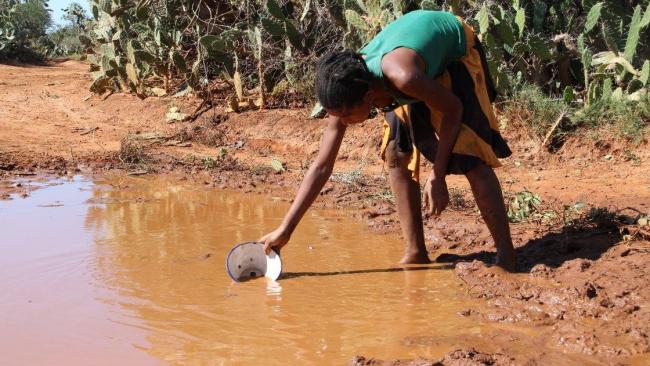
[280, 264, 454, 280]
[436, 216, 623, 273]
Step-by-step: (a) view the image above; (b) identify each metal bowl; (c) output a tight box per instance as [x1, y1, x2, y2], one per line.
[226, 242, 282, 282]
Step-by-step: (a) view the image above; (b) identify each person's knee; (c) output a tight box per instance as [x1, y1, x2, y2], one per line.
[465, 163, 494, 188]
[384, 140, 410, 171]
[465, 161, 491, 179]
[465, 162, 504, 202]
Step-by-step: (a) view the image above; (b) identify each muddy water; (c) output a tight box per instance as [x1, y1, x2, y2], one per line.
[1, 176, 499, 365]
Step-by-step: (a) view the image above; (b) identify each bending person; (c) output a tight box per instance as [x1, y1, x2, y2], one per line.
[259, 10, 516, 271]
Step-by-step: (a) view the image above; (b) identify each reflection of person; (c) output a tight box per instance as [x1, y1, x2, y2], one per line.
[260, 10, 516, 271]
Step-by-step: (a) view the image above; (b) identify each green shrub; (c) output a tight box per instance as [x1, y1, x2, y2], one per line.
[571, 94, 650, 142]
[503, 83, 566, 137]
[47, 2, 89, 57]
[0, 0, 52, 62]
[503, 81, 649, 141]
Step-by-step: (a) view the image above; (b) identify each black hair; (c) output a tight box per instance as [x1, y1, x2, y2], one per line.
[315, 50, 375, 110]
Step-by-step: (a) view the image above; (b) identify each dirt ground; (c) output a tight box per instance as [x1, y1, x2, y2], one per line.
[1, 60, 650, 365]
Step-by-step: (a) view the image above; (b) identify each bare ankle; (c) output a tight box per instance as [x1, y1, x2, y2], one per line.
[495, 250, 517, 272]
[400, 250, 431, 264]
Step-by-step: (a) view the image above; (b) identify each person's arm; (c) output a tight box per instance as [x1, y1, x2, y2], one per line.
[381, 48, 463, 215]
[260, 116, 347, 254]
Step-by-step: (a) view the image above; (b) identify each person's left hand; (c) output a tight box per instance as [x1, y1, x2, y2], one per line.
[423, 171, 449, 216]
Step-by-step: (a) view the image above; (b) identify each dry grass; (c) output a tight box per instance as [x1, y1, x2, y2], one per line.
[177, 114, 228, 147]
[118, 134, 147, 164]
[448, 187, 473, 210]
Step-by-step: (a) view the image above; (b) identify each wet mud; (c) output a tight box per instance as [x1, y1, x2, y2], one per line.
[352, 217, 650, 365]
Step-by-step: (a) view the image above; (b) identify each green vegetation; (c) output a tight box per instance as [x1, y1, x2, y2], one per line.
[0, 1, 90, 61]
[1, 0, 52, 61]
[506, 190, 590, 225]
[371, 188, 395, 203]
[2, 0, 648, 138]
[503, 83, 567, 137]
[76, 0, 649, 138]
[271, 158, 285, 173]
[572, 93, 650, 141]
[47, 3, 89, 57]
[507, 189, 542, 223]
[503, 82, 650, 142]
[482, 0, 650, 141]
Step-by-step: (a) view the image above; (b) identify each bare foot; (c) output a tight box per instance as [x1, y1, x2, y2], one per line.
[399, 252, 431, 264]
[495, 252, 517, 272]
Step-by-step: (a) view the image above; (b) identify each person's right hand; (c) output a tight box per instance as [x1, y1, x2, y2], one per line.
[259, 227, 291, 255]
[423, 170, 449, 216]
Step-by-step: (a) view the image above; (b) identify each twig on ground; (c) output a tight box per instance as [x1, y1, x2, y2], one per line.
[336, 190, 353, 199]
[541, 111, 566, 149]
[189, 99, 213, 122]
[127, 170, 148, 176]
[79, 127, 99, 135]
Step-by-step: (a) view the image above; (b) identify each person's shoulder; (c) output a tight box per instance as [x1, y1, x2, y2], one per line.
[400, 9, 454, 19]
[391, 9, 455, 29]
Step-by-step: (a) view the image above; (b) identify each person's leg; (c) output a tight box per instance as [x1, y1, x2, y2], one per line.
[465, 163, 517, 272]
[384, 140, 430, 264]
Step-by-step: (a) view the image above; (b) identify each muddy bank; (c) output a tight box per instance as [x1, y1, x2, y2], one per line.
[351, 212, 650, 365]
[351, 349, 516, 366]
[2, 61, 650, 364]
[455, 252, 650, 357]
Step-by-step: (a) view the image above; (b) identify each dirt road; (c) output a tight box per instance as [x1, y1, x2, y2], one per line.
[1, 61, 650, 365]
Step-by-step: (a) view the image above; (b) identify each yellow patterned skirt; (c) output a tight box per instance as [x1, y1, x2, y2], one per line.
[379, 18, 511, 182]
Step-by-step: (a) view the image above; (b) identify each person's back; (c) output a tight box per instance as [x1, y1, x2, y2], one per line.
[360, 10, 466, 82]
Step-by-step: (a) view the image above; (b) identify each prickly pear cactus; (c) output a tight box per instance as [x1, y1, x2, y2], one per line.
[343, 0, 403, 49]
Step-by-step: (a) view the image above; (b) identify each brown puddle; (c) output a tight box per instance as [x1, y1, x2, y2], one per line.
[1, 175, 521, 365]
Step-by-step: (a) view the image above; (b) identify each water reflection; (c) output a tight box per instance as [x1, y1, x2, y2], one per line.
[82, 176, 483, 364]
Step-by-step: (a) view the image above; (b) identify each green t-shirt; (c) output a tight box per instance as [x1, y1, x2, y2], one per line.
[359, 10, 466, 105]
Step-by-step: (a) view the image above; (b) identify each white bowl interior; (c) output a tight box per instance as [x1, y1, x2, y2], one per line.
[227, 242, 282, 281]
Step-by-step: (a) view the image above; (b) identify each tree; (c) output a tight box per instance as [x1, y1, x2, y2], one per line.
[11, 0, 51, 44]
[0, 0, 52, 61]
[62, 2, 86, 30]
[47, 2, 89, 57]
